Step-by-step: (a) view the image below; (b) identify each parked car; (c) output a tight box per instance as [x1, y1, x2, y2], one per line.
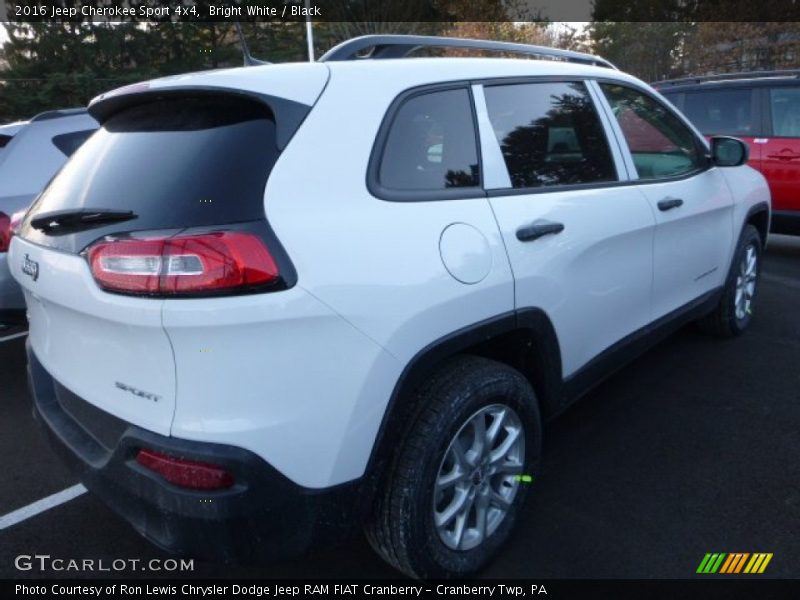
[0, 109, 98, 326]
[10, 36, 769, 578]
[654, 71, 799, 234]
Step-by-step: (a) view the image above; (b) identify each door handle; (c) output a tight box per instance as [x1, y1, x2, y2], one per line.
[767, 153, 800, 160]
[657, 197, 684, 211]
[516, 220, 565, 242]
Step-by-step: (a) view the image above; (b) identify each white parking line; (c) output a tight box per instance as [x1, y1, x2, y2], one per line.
[0, 330, 28, 343]
[0, 484, 87, 531]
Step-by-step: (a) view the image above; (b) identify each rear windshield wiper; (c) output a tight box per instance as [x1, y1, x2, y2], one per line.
[30, 209, 137, 233]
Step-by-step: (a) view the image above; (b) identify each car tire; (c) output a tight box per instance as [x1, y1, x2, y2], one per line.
[365, 355, 542, 579]
[697, 224, 762, 337]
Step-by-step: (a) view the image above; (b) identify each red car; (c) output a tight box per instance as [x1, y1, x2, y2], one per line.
[654, 71, 800, 234]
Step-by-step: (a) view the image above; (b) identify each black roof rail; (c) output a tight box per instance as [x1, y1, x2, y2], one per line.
[30, 108, 89, 122]
[652, 70, 800, 88]
[318, 35, 617, 70]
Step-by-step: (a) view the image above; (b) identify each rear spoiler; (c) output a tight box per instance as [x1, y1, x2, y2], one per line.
[88, 86, 311, 151]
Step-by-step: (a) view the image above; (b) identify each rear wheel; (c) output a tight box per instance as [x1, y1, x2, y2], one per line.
[698, 224, 762, 337]
[365, 356, 542, 579]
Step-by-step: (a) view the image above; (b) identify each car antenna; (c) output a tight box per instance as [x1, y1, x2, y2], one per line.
[235, 22, 271, 66]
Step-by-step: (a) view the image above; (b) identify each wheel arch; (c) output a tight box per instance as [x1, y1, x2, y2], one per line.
[359, 308, 563, 503]
[744, 202, 770, 248]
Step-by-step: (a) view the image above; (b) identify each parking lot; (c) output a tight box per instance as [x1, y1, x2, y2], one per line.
[1, 235, 798, 580]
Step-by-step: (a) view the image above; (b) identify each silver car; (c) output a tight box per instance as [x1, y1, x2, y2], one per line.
[0, 109, 97, 327]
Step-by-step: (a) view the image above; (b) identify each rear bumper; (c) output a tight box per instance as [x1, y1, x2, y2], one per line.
[26, 341, 366, 563]
[770, 210, 800, 236]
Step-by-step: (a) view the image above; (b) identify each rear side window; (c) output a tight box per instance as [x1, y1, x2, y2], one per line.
[483, 82, 617, 189]
[30, 96, 280, 236]
[52, 129, 95, 157]
[769, 87, 800, 137]
[601, 84, 705, 180]
[0, 135, 12, 149]
[683, 89, 754, 136]
[377, 88, 480, 192]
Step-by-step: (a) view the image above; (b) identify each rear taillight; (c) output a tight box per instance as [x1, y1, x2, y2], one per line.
[9, 210, 25, 236]
[86, 231, 279, 296]
[136, 449, 235, 490]
[0, 213, 9, 253]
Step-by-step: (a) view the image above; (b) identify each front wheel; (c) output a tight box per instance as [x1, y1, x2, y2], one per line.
[365, 356, 542, 579]
[698, 224, 762, 337]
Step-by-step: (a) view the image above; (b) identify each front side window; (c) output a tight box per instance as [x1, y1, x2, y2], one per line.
[683, 89, 755, 136]
[378, 88, 480, 192]
[483, 81, 617, 189]
[769, 87, 800, 137]
[601, 83, 705, 180]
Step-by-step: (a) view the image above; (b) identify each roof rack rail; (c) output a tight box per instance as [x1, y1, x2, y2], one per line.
[318, 35, 617, 70]
[652, 69, 800, 87]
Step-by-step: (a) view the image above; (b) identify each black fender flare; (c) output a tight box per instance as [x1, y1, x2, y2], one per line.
[356, 308, 563, 509]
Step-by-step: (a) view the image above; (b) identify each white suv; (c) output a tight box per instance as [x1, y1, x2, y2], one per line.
[9, 36, 770, 578]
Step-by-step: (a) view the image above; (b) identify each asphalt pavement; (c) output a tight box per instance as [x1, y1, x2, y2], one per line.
[1, 236, 798, 580]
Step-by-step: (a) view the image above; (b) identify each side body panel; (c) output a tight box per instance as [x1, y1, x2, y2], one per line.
[162, 62, 519, 487]
[636, 171, 735, 320]
[488, 186, 655, 377]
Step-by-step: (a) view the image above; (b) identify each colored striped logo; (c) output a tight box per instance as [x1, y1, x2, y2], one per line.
[696, 553, 773, 574]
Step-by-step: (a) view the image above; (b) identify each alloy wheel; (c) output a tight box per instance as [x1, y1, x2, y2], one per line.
[734, 243, 758, 321]
[433, 404, 525, 551]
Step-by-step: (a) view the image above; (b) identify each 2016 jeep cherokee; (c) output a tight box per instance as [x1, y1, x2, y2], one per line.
[9, 36, 770, 578]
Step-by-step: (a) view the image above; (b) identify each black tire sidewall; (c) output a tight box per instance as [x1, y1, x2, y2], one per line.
[403, 364, 542, 578]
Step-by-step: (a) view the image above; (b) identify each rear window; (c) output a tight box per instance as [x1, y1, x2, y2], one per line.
[769, 87, 800, 137]
[376, 88, 481, 193]
[682, 89, 754, 136]
[28, 96, 280, 245]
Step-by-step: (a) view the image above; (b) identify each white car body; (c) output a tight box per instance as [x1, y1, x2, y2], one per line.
[9, 43, 770, 568]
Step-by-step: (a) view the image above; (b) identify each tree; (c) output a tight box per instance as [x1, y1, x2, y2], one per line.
[683, 23, 800, 75]
[0, 21, 251, 122]
[589, 0, 696, 81]
[589, 21, 695, 82]
[0, 22, 137, 120]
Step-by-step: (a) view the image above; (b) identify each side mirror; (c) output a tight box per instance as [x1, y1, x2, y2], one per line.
[710, 136, 749, 167]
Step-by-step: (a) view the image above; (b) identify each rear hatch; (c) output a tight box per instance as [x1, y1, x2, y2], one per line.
[10, 67, 327, 435]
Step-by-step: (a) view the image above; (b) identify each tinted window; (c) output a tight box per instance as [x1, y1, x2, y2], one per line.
[0, 135, 12, 149]
[660, 92, 682, 110]
[26, 96, 281, 251]
[601, 84, 704, 180]
[378, 88, 480, 191]
[683, 89, 754, 136]
[52, 129, 95, 157]
[483, 82, 616, 189]
[770, 87, 800, 137]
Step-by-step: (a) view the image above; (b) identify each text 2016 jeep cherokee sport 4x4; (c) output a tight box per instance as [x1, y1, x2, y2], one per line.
[10, 36, 770, 578]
